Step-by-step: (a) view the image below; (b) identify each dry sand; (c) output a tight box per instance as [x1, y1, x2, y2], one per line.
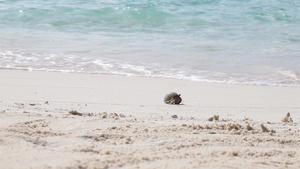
[0, 71, 300, 169]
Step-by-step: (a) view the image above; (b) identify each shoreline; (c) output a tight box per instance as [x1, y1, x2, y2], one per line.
[1, 70, 299, 121]
[1, 70, 300, 168]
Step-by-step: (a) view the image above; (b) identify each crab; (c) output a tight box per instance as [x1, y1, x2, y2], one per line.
[164, 92, 182, 105]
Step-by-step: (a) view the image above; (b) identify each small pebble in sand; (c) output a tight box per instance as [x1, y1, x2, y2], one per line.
[125, 138, 132, 144]
[208, 115, 219, 121]
[260, 124, 269, 132]
[45, 101, 49, 105]
[214, 115, 219, 121]
[68, 110, 83, 116]
[142, 157, 150, 161]
[282, 112, 293, 123]
[208, 117, 214, 121]
[172, 115, 178, 118]
[232, 152, 238, 156]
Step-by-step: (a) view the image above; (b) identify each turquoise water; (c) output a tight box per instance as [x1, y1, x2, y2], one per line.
[1, 0, 300, 86]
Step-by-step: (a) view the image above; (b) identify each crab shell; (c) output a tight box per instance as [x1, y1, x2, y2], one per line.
[164, 92, 182, 104]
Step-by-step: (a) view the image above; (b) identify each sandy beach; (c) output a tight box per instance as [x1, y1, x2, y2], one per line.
[0, 71, 300, 169]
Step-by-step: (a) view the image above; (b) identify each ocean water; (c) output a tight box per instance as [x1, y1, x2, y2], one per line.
[1, 0, 300, 86]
